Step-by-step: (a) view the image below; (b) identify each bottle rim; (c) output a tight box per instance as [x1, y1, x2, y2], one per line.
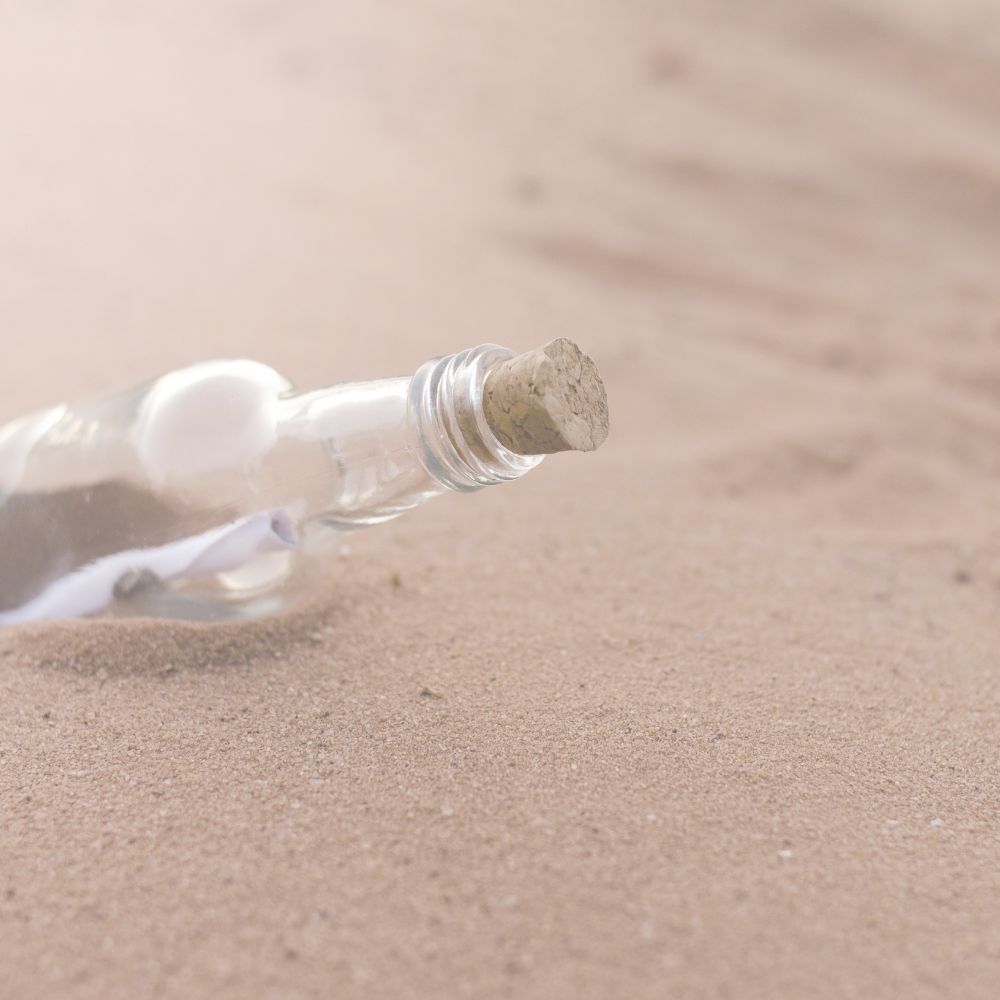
[408, 344, 544, 492]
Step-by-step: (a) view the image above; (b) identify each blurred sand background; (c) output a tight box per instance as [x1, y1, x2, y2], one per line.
[2, 1, 1000, 997]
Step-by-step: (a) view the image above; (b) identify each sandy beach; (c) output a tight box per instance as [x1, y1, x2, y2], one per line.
[2, 1, 999, 996]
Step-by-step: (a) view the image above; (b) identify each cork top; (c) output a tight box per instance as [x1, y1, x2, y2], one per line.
[482, 339, 609, 456]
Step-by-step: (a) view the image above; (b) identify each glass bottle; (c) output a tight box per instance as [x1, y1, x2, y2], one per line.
[0, 340, 608, 624]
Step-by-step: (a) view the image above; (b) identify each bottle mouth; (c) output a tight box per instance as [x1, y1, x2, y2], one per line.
[408, 345, 544, 493]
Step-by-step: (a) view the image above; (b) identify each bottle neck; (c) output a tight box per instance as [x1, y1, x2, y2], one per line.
[408, 344, 544, 493]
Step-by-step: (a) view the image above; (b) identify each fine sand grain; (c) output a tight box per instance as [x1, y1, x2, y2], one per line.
[2, 1, 999, 998]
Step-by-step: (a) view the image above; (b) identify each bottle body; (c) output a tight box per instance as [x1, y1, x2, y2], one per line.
[0, 345, 541, 623]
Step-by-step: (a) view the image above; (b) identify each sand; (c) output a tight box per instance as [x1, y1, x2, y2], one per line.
[2, 1, 999, 997]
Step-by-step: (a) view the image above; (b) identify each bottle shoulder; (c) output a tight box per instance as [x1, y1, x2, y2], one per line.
[134, 360, 294, 487]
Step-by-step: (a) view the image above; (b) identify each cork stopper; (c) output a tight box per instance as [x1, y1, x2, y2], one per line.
[482, 339, 609, 456]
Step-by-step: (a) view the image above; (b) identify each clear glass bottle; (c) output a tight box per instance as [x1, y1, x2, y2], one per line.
[0, 341, 607, 624]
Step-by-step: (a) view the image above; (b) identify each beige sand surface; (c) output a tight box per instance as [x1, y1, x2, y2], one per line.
[2, 1, 999, 997]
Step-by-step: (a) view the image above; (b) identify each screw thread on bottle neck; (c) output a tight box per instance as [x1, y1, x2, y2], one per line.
[408, 345, 544, 493]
